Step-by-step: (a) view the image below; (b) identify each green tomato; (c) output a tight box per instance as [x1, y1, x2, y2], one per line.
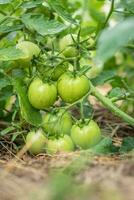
[16, 41, 40, 62]
[26, 129, 47, 155]
[57, 72, 90, 103]
[42, 109, 73, 136]
[59, 34, 77, 58]
[71, 120, 101, 149]
[51, 64, 68, 81]
[46, 135, 74, 154]
[28, 78, 57, 109]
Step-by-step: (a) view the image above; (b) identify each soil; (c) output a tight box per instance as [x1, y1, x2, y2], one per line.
[0, 108, 134, 200]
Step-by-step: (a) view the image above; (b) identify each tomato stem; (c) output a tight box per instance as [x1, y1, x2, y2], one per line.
[103, 0, 115, 28]
[89, 81, 134, 126]
[80, 101, 85, 123]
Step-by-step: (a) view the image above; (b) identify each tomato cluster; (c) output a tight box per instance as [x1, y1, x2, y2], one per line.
[17, 39, 101, 155]
[26, 118, 101, 155]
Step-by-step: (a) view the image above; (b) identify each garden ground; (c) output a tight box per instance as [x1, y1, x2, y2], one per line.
[0, 108, 134, 200]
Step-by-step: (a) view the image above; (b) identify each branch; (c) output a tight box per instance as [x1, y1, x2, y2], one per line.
[89, 81, 134, 126]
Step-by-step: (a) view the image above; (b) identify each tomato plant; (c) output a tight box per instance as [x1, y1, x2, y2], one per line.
[26, 129, 47, 155]
[46, 135, 74, 154]
[57, 72, 90, 103]
[0, 0, 134, 159]
[28, 78, 57, 109]
[42, 109, 73, 136]
[71, 120, 101, 149]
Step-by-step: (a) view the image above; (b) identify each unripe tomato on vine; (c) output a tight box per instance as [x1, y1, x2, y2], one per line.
[42, 109, 73, 136]
[28, 78, 57, 109]
[26, 129, 47, 155]
[71, 120, 101, 149]
[57, 72, 90, 103]
[59, 34, 78, 58]
[16, 41, 40, 62]
[46, 135, 74, 154]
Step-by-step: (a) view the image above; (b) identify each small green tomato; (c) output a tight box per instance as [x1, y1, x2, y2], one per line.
[16, 41, 40, 62]
[26, 129, 47, 155]
[59, 34, 78, 58]
[46, 135, 74, 154]
[42, 109, 73, 136]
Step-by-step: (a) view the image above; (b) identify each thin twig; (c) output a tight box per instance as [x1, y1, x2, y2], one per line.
[103, 0, 115, 28]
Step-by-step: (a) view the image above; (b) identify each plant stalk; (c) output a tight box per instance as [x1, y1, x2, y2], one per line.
[89, 81, 134, 126]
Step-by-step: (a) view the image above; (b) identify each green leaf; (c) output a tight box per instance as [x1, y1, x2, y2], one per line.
[111, 76, 125, 88]
[119, 136, 134, 153]
[48, 0, 76, 24]
[83, 99, 93, 119]
[0, 23, 24, 34]
[0, 85, 13, 101]
[0, 74, 11, 90]
[21, 14, 67, 36]
[0, 46, 27, 61]
[21, 0, 44, 9]
[13, 79, 42, 127]
[108, 87, 125, 99]
[96, 17, 134, 65]
[92, 70, 116, 86]
[88, 137, 118, 155]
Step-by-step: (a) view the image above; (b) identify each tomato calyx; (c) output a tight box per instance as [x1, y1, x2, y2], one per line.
[41, 51, 66, 65]
[48, 132, 65, 140]
[75, 118, 92, 128]
[35, 73, 56, 85]
[36, 52, 68, 81]
[68, 33, 87, 49]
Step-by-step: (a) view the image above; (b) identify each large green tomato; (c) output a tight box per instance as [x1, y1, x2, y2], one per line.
[46, 135, 74, 154]
[16, 41, 40, 62]
[42, 109, 73, 136]
[59, 34, 77, 58]
[26, 129, 47, 155]
[71, 120, 101, 149]
[28, 78, 57, 109]
[57, 72, 90, 103]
